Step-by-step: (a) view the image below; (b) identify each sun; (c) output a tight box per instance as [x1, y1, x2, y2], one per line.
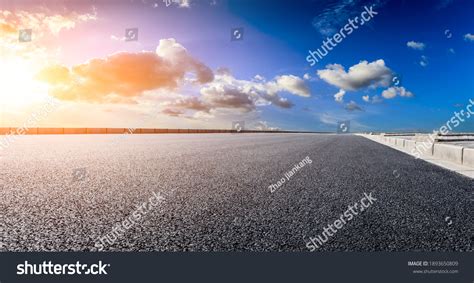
[0, 56, 49, 107]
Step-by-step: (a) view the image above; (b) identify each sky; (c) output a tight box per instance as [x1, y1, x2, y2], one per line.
[0, 0, 473, 132]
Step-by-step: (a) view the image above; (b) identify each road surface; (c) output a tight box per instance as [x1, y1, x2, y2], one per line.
[0, 134, 472, 251]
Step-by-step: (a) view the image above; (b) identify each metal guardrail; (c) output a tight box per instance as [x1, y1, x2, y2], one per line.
[435, 135, 474, 142]
[378, 132, 474, 142]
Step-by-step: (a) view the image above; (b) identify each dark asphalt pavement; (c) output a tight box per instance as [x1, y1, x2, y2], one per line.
[0, 134, 472, 251]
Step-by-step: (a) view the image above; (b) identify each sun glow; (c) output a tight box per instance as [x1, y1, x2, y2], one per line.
[0, 56, 49, 107]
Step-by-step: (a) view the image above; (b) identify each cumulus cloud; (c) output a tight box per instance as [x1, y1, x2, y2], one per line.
[345, 100, 363, 111]
[177, 0, 191, 8]
[317, 59, 393, 91]
[160, 71, 309, 117]
[168, 0, 191, 8]
[156, 38, 214, 83]
[407, 41, 426, 50]
[37, 39, 214, 103]
[199, 76, 259, 112]
[259, 93, 294, 109]
[273, 75, 311, 97]
[317, 59, 414, 102]
[37, 35, 309, 117]
[381, 87, 414, 99]
[253, 74, 265, 82]
[0, 9, 96, 62]
[362, 95, 383, 103]
[303, 72, 318, 82]
[159, 0, 191, 8]
[464, 33, 474, 41]
[254, 121, 280, 131]
[0, 9, 96, 39]
[161, 108, 185, 117]
[161, 96, 210, 113]
[334, 89, 346, 102]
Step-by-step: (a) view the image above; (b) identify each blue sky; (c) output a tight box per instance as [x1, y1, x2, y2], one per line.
[2, 0, 473, 131]
[223, 0, 474, 132]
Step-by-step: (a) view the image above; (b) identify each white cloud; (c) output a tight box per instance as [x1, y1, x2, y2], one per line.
[273, 75, 311, 97]
[317, 59, 414, 104]
[303, 72, 318, 82]
[110, 35, 124, 41]
[317, 59, 393, 91]
[161, 71, 310, 117]
[199, 75, 261, 111]
[178, 0, 191, 8]
[254, 121, 280, 131]
[464, 33, 474, 41]
[363, 95, 383, 103]
[382, 88, 397, 99]
[345, 100, 363, 111]
[0, 9, 96, 39]
[165, 0, 192, 8]
[334, 89, 346, 103]
[407, 41, 426, 50]
[38, 38, 214, 103]
[381, 87, 414, 99]
[0, 9, 96, 62]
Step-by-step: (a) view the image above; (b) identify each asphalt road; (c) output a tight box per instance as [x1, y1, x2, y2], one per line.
[0, 134, 472, 251]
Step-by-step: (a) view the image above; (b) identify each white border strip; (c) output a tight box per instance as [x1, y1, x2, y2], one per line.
[357, 134, 474, 179]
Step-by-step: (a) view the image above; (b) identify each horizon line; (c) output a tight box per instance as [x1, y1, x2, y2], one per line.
[0, 127, 332, 135]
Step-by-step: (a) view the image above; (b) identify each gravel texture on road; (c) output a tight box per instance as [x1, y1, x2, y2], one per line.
[0, 134, 472, 251]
